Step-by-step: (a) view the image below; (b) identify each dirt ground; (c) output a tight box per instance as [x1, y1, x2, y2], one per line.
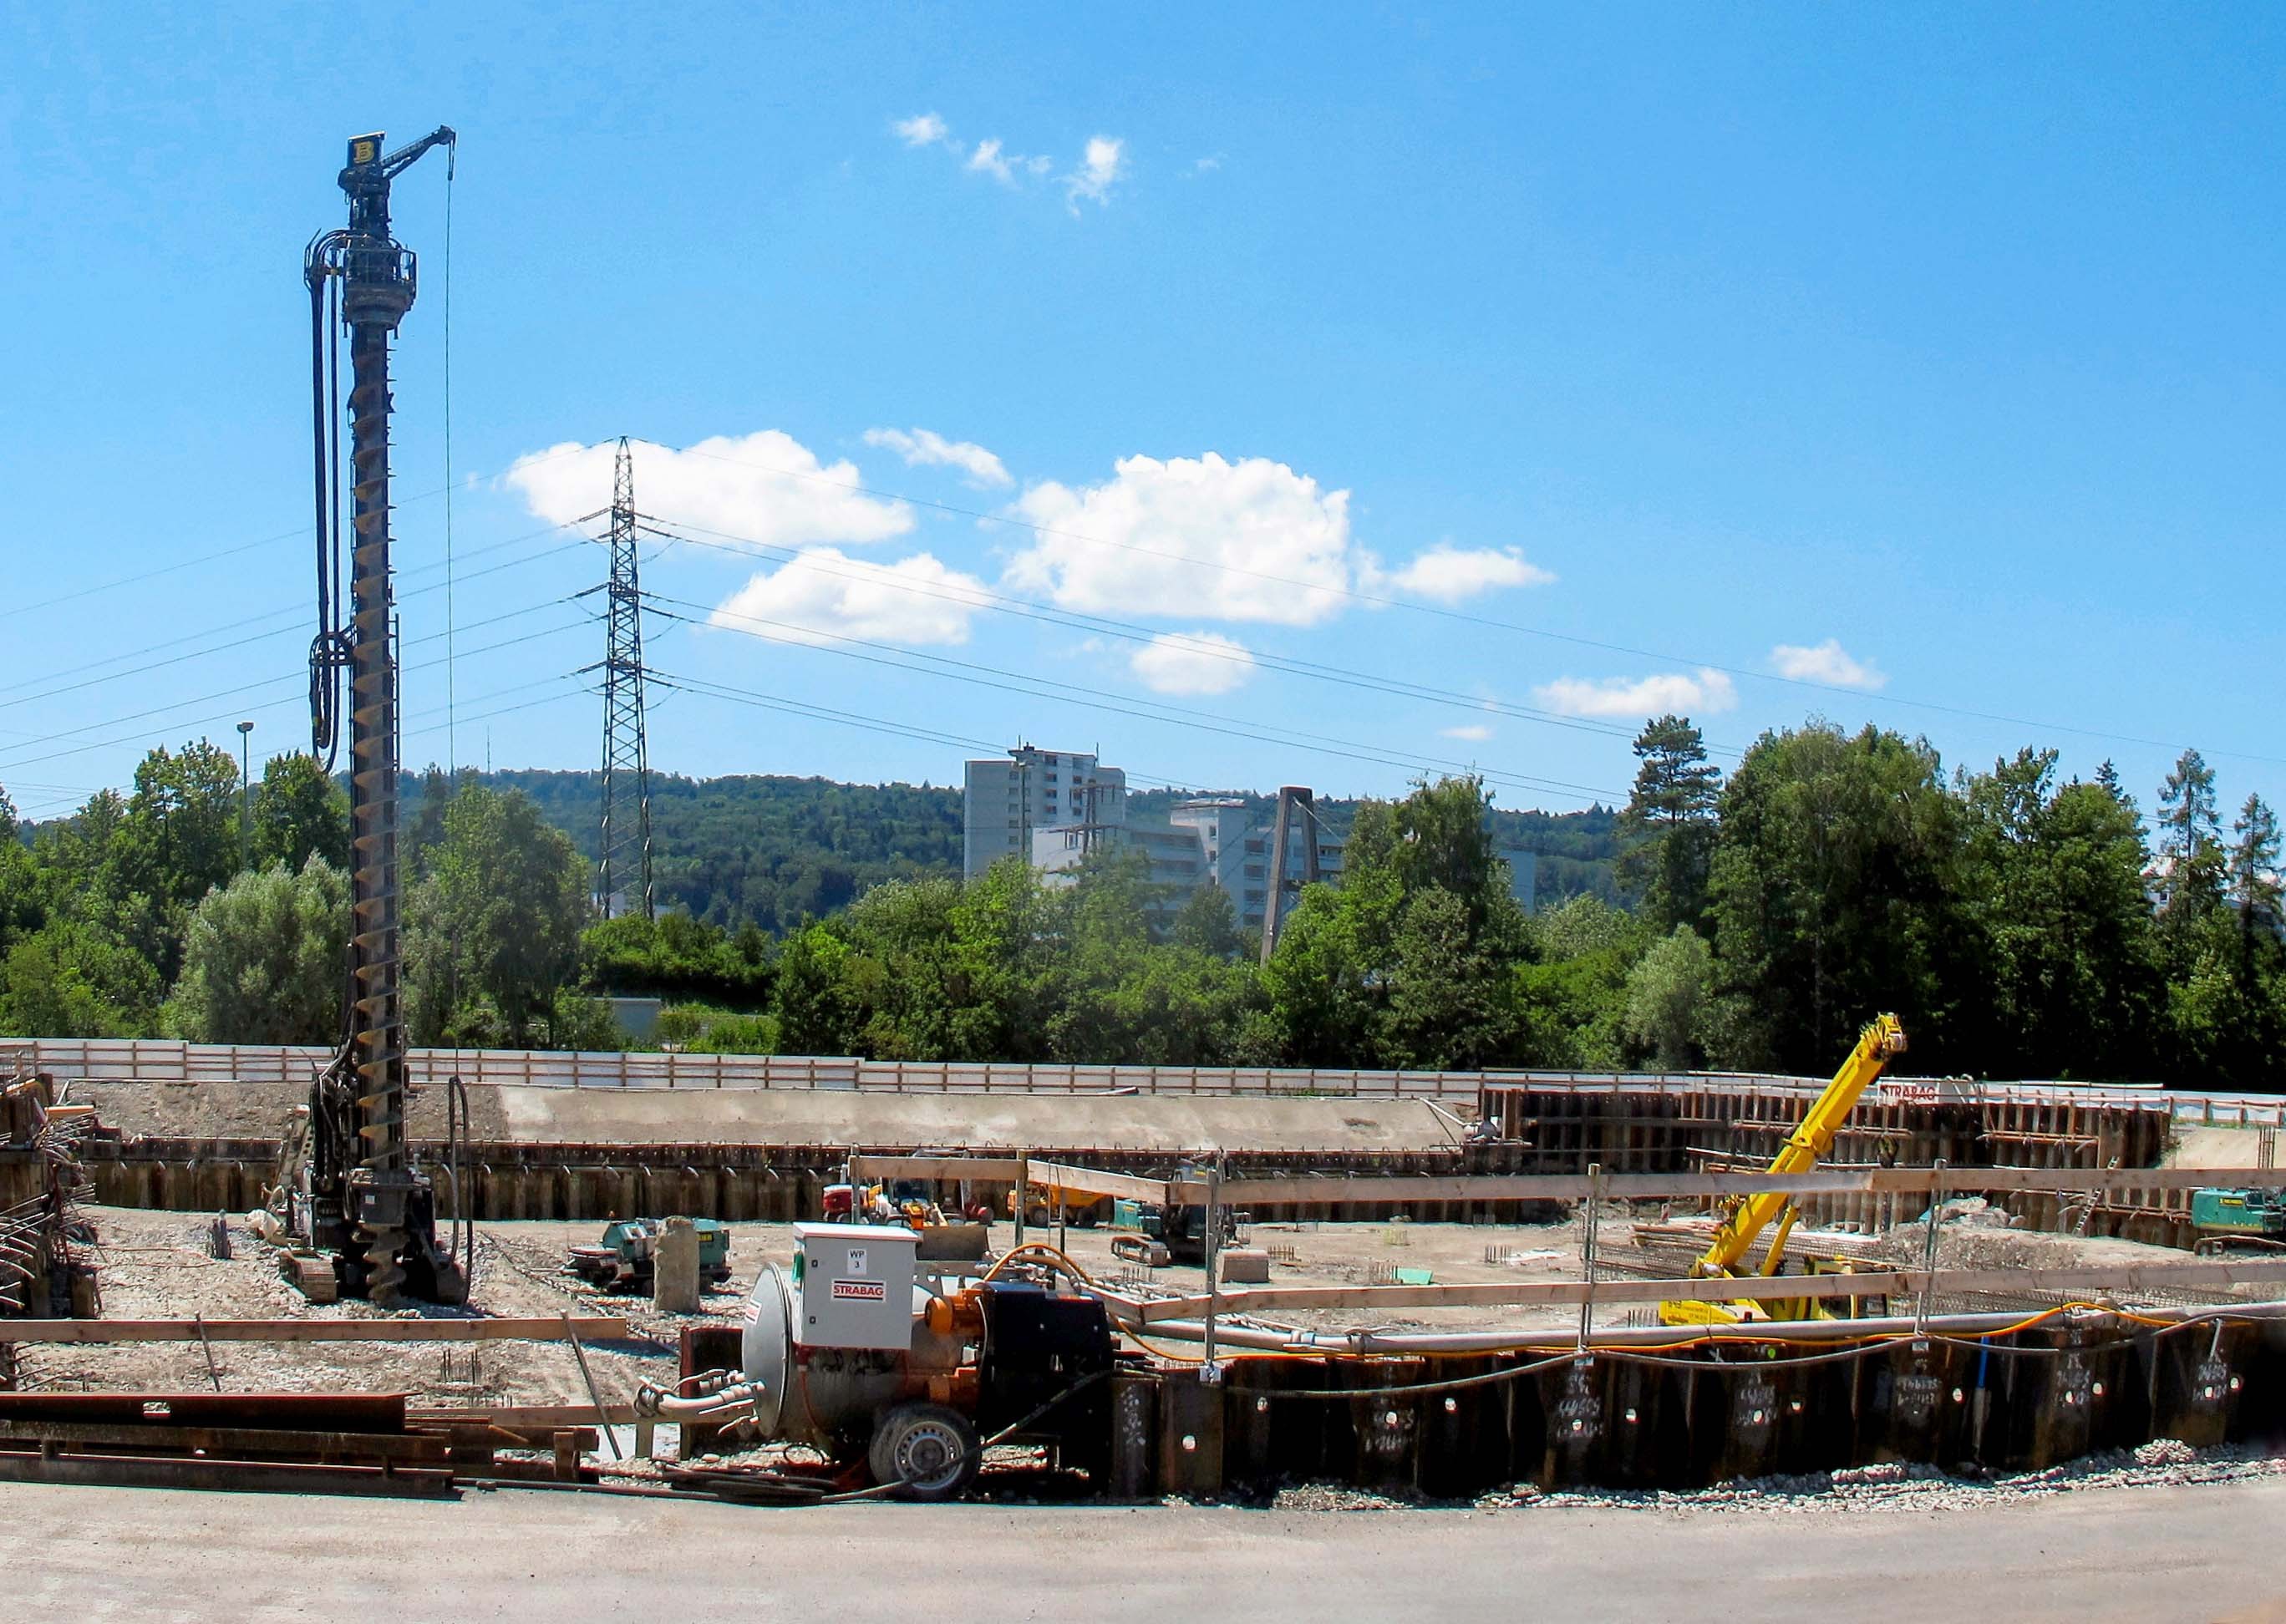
[17, 1199, 2250, 1406]
[14, 1207, 733, 1405]
[26, 1207, 1608, 1398]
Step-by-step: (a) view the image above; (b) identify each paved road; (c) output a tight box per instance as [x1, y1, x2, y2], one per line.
[12, 1476, 2285, 1622]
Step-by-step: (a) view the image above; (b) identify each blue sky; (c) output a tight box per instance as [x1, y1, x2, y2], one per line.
[3, 4, 2282, 828]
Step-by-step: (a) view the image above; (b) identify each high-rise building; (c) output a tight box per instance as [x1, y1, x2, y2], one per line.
[961, 746, 1126, 882]
[1170, 798, 1273, 929]
[966, 756, 1537, 934]
[1030, 794, 1344, 935]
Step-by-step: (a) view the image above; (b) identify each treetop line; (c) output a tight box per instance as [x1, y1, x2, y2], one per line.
[0, 717, 2278, 1093]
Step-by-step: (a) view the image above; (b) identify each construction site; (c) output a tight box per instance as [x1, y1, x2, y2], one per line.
[4, 1023, 2283, 1515]
[7, 53, 2286, 1618]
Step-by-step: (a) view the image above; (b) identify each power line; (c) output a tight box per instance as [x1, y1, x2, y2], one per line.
[652, 653, 1617, 810]
[657, 438, 2278, 768]
[0, 442, 597, 627]
[0, 598, 597, 774]
[648, 671, 1010, 758]
[648, 594, 1624, 804]
[0, 525, 595, 716]
[638, 518, 1683, 759]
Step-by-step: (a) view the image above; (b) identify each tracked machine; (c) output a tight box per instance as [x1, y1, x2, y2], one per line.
[272, 129, 465, 1307]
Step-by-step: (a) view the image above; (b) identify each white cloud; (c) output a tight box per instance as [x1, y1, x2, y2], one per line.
[862, 426, 1012, 490]
[1191, 155, 1224, 174]
[1066, 136, 1125, 211]
[1008, 453, 1357, 627]
[1533, 669, 1740, 720]
[1375, 543, 1554, 601]
[966, 139, 1013, 183]
[1004, 451, 1539, 627]
[505, 434, 912, 550]
[1130, 632, 1256, 696]
[901, 121, 1120, 208]
[893, 112, 949, 148]
[709, 548, 993, 647]
[1770, 637, 1887, 691]
[1439, 723, 1493, 742]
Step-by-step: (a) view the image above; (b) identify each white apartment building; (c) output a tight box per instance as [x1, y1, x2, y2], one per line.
[961, 746, 1127, 882]
[1170, 798, 1273, 928]
[971, 765, 1532, 934]
[1031, 795, 1345, 934]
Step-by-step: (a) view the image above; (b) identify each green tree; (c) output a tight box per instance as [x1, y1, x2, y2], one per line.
[404, 764, 460, 877]
[770, 922, 856, 1055]
[0, 785, 46, 957]
[1623, 924, 1713, 1070]
[29, 789, 128, 905]
[2229, 794, 2281, 939]
[1511, 894, 1645, 1068]
[1256, 876, 1389, 1065]
[252, 754, 350, 873]
[1341, 776, 1526, 946]
[2155, 748, 2225, 951]
[582, 910, 771, 1005]
[543, 989, 627, 1052]
[165, 857, 349, 1044]
[1952, 751, 2164, 1078]
[1260, 777, 1528, 1068]
[105, 741, 242, 982]
[404, 784, 591, 1047]
[1616, 714, 1722, 931]
[0, 920, 160, 1038]
[1029, 855, 1261, 1065]
[1380, 886, 1517, 1069]
[1706, 723, 1967, 1072]
[833, 875, 987, 1059]
[1170, 882, 1245, 958]
[2170, 791, 2286, 1089]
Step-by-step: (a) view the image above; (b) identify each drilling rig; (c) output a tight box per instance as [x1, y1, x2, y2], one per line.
[278, 129, 465, 1307]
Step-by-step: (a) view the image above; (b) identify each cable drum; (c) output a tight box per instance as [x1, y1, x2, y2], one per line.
[736, 1261, 793, 1438]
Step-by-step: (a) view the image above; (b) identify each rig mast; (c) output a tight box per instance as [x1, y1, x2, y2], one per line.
[297, 128, 463, 1307]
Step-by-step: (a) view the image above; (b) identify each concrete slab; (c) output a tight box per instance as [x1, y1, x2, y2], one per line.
[8, 1474, 2286, 1623]
[72, 1078, 1463, 1155]
[2168, 1126, 2278, 1172]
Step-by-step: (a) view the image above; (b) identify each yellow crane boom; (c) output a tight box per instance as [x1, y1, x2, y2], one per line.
[1660, 1012, 1908, 1325]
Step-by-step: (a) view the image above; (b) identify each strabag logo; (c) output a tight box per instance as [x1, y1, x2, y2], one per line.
[831, 1279, 887, 1302]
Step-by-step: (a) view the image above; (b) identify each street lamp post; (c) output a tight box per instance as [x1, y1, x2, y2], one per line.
[236, 720, 255, 871]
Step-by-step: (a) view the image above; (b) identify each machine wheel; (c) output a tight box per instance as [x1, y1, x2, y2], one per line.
[1074, 1205, 1100, 1229]
[866, 1403, 981, 1501]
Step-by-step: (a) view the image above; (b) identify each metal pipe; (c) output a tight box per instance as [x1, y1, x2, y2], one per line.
[1111, 1300, 2286, 1357]
[1201, 1155, 1223, 1376]
[633, 1380, 770, 1420]
[561, 1310, 622, 1460]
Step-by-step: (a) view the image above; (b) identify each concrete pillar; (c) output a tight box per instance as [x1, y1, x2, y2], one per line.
[653, 1215, 702, 1313]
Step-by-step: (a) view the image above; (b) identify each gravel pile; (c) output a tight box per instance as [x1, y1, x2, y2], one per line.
[1266, 1484, 1419, 1512]
[1474, 1438, 2286, 1515]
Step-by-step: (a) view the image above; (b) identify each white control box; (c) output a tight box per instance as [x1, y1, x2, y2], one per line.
[790, 1222, 917, 1350]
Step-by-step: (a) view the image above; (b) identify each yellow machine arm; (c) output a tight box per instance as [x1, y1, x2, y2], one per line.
[1689, 1012, 1908, 1280]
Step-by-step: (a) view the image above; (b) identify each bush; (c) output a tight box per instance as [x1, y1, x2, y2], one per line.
[655, 1003, 777, 1054]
